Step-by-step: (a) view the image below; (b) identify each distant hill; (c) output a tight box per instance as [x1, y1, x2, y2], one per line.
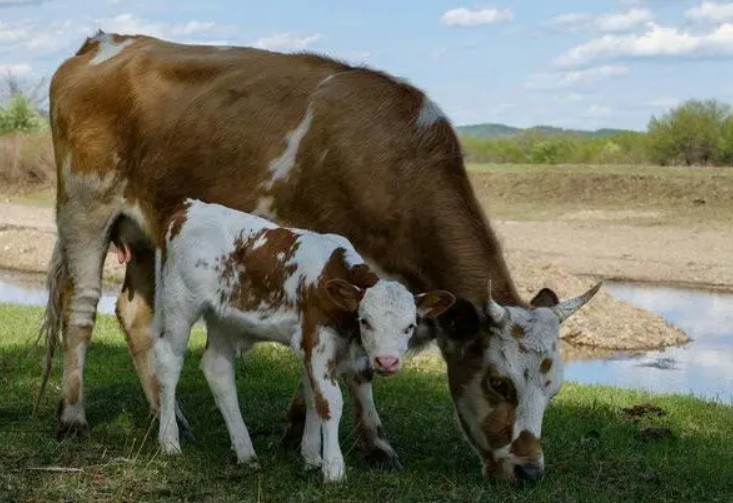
[457, 123, 632, 139]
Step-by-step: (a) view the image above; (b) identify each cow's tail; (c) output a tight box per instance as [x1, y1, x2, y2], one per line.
[35, 239, 66, 412]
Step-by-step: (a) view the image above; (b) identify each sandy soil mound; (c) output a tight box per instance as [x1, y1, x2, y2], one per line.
[507, 252, 688, 350]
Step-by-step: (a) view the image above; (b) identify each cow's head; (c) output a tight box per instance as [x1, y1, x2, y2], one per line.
[326, 279, 455, 375]
[433, 283, 601, 483]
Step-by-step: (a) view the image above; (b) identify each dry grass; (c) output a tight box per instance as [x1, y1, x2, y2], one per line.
[0, 131, 55, 191]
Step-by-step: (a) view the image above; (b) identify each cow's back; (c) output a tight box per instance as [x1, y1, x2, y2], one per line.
[52, 32, 513, 302]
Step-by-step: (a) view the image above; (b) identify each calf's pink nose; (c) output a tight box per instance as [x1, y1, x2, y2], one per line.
[375, 356, 400, 372]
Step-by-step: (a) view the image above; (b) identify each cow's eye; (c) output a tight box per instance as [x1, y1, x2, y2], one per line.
[359, 318, 372, 330]
[404, 323, 416, 334]
[489, 377, 511, 400]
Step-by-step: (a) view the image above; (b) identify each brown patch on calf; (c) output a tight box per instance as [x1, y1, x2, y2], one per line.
[510, 430, 542, 460]
[218, 227, 300, 310]
[168, 201, 192, 240]
[482, 402, 516, 449]
[540, 358, 553, 374]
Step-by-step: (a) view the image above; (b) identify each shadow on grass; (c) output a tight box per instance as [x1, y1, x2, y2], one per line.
[2, 337, 733, 502]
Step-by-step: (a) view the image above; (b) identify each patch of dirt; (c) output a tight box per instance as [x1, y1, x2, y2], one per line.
[509, 257, 687, 350]
[622, 403, 667, 419]
[637, 426, 674, 442]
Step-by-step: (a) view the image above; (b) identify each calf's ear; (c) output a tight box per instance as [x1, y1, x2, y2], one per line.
[326, 279, 364, 312]
[415, 290, 456, 318]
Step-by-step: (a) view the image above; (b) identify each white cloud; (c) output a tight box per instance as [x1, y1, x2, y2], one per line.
[556, 22, 733, 67]
[647, 97, 680, 108]
[584, 104, 614, 118]
[526, 65, 629, 90]
[0, 0, 47, 6]
[0, 63, 31, 75]
[686, 2, 733, 23]
[252, 33, 321, 51]
[550, 8, 653, 33]
[170, 21, 217, 37]
[99, 13, 165, 37]
[440, 7, 513, 27]
[0, 22, 29, 43]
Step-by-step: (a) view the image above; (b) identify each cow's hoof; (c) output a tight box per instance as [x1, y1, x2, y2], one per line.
[281, 420, 305, 449]
[56, 420, 90, 440]
[362, 445, 403, 471]
[177, 418, 196, 444]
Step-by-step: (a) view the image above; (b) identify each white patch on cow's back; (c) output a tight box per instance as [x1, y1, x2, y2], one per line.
[89, 33, 135, 65]
[265, 105, 314, 188]
[252, 196, 276, 221]
[415, 96, 444, 128]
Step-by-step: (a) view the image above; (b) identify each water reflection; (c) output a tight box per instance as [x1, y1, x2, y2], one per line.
[566, 283, 733, 403]
[0, 274, 117, 315]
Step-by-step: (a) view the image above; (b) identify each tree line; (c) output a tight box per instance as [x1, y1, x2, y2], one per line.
[461, 99, 733, 166]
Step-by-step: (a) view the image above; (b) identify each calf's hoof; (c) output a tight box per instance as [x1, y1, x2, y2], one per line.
[321, 459, 346, 483]
[242, 458, 261, 472]
[160, 440, 183, 456]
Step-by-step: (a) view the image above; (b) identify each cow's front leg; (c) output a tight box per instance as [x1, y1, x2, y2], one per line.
[345, 370, 403, 470]
[303, 329, 345, 483]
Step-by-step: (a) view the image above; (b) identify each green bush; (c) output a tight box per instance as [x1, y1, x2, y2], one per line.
[0, 94, 44, 135]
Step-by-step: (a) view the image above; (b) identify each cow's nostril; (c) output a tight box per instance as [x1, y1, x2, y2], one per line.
[513, 463, 544, 482]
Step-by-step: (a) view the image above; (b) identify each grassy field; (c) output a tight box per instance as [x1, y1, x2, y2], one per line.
[1, 304, 733, 502]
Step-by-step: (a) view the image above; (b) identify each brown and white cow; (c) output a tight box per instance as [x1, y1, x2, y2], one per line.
[42, 32, 601, 482]
[150, 199, 453, 482]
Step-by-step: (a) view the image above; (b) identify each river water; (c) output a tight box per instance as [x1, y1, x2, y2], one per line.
[1, 273, 731, 402]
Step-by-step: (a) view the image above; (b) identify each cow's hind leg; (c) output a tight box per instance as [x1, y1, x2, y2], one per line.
[53, 157, 122, 437]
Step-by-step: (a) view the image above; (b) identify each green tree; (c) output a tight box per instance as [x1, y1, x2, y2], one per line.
[647, 99, 730, 166]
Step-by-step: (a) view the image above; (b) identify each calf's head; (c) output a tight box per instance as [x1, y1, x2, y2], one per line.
[435, 283, 601, 483]
[326, 279, 454, 375]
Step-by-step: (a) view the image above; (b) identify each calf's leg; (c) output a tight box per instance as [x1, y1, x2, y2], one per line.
[303, 328, 345, 483]
[283, 375, 402, 470]
[201, 320, 259, 468]
[115, 248, 193, 441]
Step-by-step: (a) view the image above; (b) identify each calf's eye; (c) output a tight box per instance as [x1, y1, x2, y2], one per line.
[404, 323, 416, 334]
[359, 318, 372, 330]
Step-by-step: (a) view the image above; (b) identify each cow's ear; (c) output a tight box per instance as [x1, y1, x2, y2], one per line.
[530, 288, 560, 308]
[437, 297, 483, 342]
[326, 279, 364, 312]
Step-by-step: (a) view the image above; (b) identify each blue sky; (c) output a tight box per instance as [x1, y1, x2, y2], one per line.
[1, 0, 732, 130]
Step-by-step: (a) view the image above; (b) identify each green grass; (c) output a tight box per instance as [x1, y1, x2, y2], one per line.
[2, 303, 733, 502]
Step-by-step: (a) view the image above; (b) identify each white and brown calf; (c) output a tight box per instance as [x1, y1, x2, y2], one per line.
[151, 200, 454, 482]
